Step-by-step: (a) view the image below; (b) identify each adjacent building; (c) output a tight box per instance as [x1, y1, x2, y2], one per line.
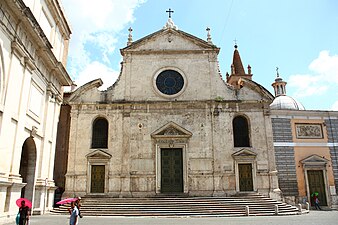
[270, 73, 338, 209]
[0, 0, 72, 222]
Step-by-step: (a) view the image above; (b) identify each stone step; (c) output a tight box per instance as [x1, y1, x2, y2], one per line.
[51, 194, 300, 217]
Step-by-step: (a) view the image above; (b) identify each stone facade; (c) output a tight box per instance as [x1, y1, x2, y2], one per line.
[62, 20, 280, 199]
[0, 0, 72, 223]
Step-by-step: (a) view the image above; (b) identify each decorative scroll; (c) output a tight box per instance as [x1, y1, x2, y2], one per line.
[295, 123, 323, 139]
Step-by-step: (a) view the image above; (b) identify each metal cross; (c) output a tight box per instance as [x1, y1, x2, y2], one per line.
[166, 8, 174, 18]
[233, 38, 238, 48]
[233, 38, 237, 45]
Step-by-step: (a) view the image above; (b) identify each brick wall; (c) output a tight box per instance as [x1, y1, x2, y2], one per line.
[272, 118, 298, 196]
[326, 118, 338, 188]
[271, 118, 293, 142]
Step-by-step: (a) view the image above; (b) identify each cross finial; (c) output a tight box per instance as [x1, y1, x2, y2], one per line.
[234, 38, 238, 48]
[206, 27, 212, 44]
[127, 27, 133, 46]
[276, 67, 279, 77]
[166, 8, 174, 18]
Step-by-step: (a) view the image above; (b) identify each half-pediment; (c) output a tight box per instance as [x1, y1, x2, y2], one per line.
[121, 28, 219, 55]
[232, 148, 257, 160]
[151, 121, 192, 139]
[67, 79, 103, 103]
[238, 78, 274, 102]
[300, 154, 328, 167]
[86, 149, 112, 162]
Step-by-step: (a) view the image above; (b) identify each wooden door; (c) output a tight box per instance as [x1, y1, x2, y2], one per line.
[91, 165, 105, 193]
[161, 148, 183, 193]
[239, 163, 253, 191]
[308, 170, 327, 206]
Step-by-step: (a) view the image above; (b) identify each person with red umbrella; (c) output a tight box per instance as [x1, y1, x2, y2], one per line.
[16, 198, 31, 225]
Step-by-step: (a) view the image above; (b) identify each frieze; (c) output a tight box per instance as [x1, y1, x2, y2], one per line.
[155, 139, 187, 144]
[295, 123, 323, 139]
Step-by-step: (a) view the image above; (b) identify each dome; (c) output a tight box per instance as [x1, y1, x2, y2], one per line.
[270, 95, 305, 110]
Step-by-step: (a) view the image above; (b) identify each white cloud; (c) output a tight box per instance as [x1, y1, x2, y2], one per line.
[74, 61, 120, 90]
[332, 101, 338, 111]
[288, 51, 338, 98]
[62, 0, 146, 88]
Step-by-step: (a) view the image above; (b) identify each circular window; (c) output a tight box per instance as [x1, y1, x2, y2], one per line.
[155, 70, 184, 95]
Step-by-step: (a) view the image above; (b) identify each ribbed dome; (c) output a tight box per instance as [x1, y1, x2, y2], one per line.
[270, 95, 305, 110]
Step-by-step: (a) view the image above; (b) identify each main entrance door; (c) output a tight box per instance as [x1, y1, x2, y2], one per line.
[91, 165, 105, 193]
[239, 163, 253, 191]
[161, 148, 183, 193]
[308, 170, 327, 206]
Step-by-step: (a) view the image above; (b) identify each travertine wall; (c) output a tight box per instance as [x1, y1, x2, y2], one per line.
[64, 100, 277, 197]
[64, 24, 278, 199]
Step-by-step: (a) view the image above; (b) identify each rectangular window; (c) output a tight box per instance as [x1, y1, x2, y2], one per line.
[295, 123, 324, 139]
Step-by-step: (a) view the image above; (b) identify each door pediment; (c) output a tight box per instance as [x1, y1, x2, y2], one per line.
[151, 121, 192, 139]
[300, 154, 328, 167]
[86, 150, 112, 162]
[232, 148, 257, 160]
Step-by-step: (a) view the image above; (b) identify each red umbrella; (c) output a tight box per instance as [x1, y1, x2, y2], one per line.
[56, 197, 77, 205]
[16, 198, 32, 208]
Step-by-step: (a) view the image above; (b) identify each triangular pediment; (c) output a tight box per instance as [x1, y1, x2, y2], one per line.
[86, 149, 112, 160]
[151, 121, 192, 138]
[300, 154, 329, 165]
[121, 28, 219, 55]
[232, 148, 257, 159]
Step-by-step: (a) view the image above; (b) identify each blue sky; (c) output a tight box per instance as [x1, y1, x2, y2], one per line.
[62, 0, 338, 110]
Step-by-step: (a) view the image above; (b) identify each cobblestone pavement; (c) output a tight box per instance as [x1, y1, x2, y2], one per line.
[4, 211, 338, 225]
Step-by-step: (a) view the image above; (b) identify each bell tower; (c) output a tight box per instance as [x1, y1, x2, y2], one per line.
[271, 67, 287, 97]
[226, 44, 253, 88]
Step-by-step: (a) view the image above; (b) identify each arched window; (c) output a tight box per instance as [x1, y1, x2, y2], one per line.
[91, 117, 108, 149]
[233, 115, 250, 147]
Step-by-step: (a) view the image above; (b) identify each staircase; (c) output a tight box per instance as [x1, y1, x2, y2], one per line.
[51, 194, 302, 217]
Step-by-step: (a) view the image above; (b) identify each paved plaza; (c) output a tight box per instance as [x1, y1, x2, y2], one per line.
[4, 211, 338, 225]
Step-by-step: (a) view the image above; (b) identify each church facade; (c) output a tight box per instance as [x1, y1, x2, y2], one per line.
[63, 19, 281, 199]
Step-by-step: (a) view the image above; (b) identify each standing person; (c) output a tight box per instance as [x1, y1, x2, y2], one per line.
[69, 203, 79, 225]
[313, 194, 322, 210]
[18, 200, 30, 225]
[68, 201, 75, 215]
[75, 197, 83, 218]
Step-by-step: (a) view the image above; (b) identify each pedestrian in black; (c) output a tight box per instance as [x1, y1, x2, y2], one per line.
[18, 200, 30, 225]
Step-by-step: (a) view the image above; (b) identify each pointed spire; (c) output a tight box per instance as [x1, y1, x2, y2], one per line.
[226, 43, 253, 89]
[206, 27, 212, 44]
[271, 67, 287, 97]
[232, 44, 245, 75]
[127, 27, 133, 46]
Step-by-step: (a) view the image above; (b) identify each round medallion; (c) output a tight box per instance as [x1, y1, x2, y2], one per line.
[155, 70, 184, 95]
